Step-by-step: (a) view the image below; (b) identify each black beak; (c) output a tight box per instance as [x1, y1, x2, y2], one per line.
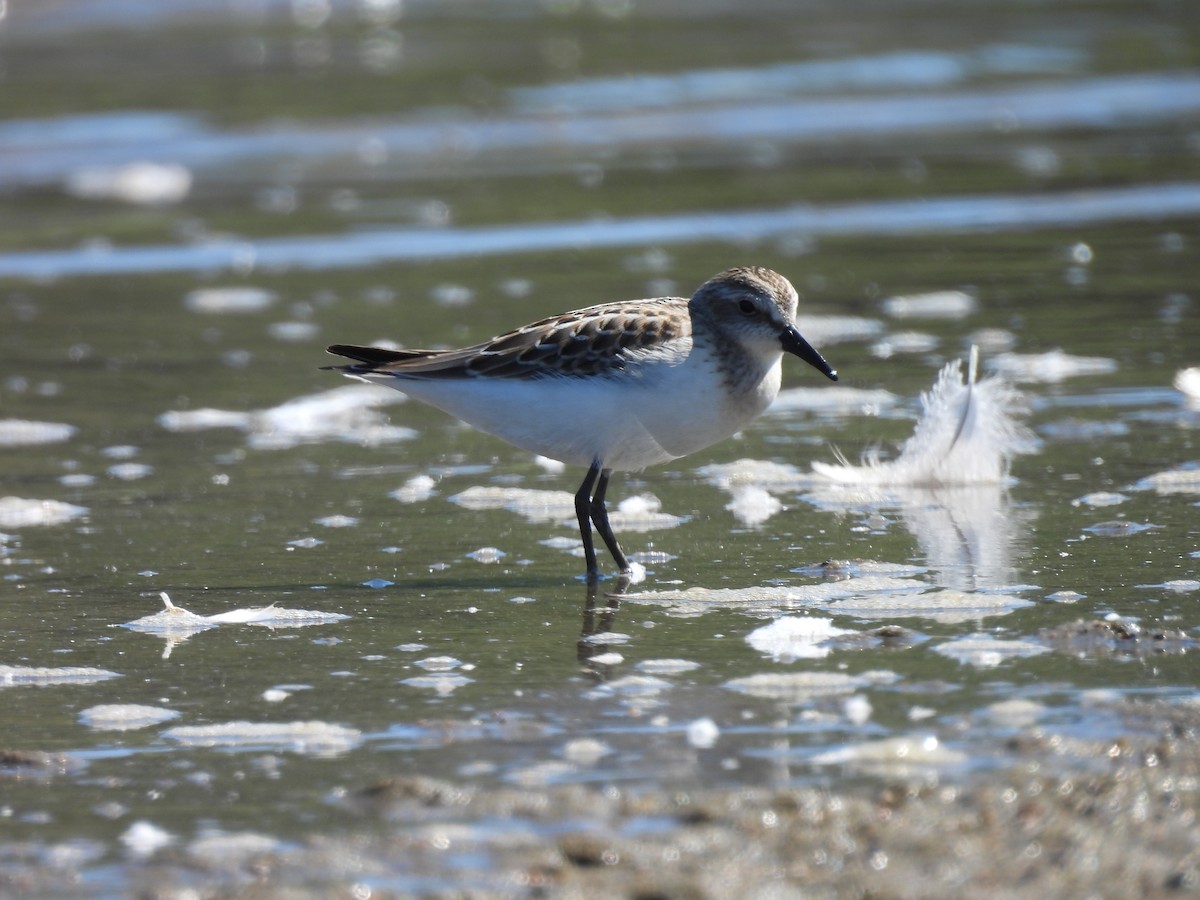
[780, 325, 838, 381]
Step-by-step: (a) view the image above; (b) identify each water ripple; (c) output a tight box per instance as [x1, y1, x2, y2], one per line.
[1, 182, 1197, 280]
[1, 73, 1197, 188]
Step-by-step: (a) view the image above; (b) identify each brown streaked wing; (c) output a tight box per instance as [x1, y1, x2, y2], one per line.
[364, 297, 691, 380]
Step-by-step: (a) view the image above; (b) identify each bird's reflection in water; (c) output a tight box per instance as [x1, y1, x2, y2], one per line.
[577, 574, 631, 681]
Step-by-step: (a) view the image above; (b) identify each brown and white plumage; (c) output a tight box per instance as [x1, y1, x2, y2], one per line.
[326, 266, 837, 579]
[331, 297, 690, 380]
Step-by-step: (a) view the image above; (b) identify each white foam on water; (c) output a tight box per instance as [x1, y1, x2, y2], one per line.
[267, 321, 320, 342]
[697, 458, 809, 492]
[686, 717, 720, 749]
[107, 463, 153, 481]
[843, 695, 874, 726]
[870, 331, 941, 358]
[0, 665, 120, 686]
[634, 658, 701, 674]
[0, 496, 88, 528]
[1174, 367, 1200, 403]
[626, 575, 927, 618]
[987, 349, 1118, 383]
[78, 704, 181, 731]
[609, 494, 685, 532]
[984, 699, 1047, 728]
[745, 616, 855, 662]
[184, 286, 276, 314]
[561, 738, 612, 765]
[933, 634, 1048, 668]
[0, 419, 77, 447]
[724, 484, 782, 527]
[725, 670, 896, 702]
[466, 546, 506, 563]
[187, 832, 286, 865]
[157, 409, 255, 431]
[413, 656, 465, 671]
[159, 386, 415, 450]
[769, 386, 900, 416]
[793, 315, 887, 345]
[120, 821, 174, 859]
[882, 290, 977, 319]
[67, 161, 191, 205]
[400, 673, 474, 695]
[811, 734, 967, 774]
[827, 588, 1034, 625]
[390, 474, 437, 503]
[450, 485, 576, 522]
[1072, 491, 1129, 508]
[313, 515, 358, 528]
[585, 675, 673, 700]
[162, 721, 363, 755]
[1132, 464, 1200, 495]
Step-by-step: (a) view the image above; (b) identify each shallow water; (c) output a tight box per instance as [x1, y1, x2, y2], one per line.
[1, 0, 1198, 892]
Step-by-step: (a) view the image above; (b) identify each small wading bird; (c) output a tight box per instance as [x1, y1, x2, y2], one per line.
[325, 266, 838, 580]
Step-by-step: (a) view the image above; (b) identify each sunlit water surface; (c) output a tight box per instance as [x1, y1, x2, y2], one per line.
[0, 0, 1198, 891]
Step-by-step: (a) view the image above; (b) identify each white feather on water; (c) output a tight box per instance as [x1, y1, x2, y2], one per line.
[121, 593, 350, 658]
[813, 347, 1036, 486]
[123, 592, 349, 631]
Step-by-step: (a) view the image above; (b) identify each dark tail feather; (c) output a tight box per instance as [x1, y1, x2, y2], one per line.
[322, 344, 423, 372]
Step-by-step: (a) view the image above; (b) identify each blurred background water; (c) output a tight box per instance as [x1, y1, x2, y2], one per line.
[0, 0, 1198, 891]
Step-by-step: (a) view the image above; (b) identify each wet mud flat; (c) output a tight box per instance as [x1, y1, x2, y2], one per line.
[5, 697, 1198, 898]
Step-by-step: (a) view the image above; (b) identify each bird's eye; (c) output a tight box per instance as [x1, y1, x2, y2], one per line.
[738, 299, 757, 316]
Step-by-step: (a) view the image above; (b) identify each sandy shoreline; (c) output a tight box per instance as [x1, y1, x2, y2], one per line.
[4, 697, 1197, 898]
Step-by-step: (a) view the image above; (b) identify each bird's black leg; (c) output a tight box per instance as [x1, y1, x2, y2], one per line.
[575, 461, 602, 579]
[590, 467, 631, 575]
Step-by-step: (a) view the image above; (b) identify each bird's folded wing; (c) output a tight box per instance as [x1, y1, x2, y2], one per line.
[326, 297, 691, 380]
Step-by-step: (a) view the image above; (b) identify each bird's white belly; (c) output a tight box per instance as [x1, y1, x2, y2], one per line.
[366, 352, 781, 471]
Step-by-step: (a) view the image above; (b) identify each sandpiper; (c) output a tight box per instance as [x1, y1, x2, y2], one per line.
[326, 266, 837, 579]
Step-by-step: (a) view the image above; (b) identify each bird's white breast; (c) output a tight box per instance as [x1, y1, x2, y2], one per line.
[361, 337, 783, 471]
